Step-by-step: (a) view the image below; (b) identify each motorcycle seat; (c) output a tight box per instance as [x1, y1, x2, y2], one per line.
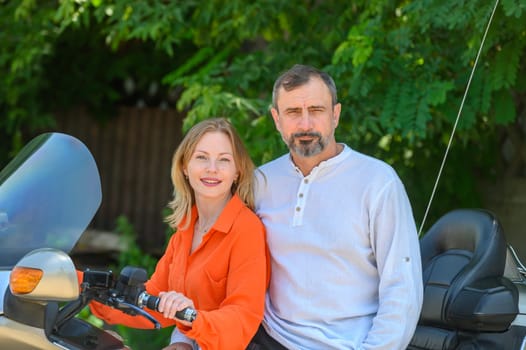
[409, 209, 519, 350]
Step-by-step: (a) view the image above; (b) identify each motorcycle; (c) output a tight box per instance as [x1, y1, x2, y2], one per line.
[0, 132, 194, 350]
[1, 132, 526, 349]
[407, 208, 526, 349]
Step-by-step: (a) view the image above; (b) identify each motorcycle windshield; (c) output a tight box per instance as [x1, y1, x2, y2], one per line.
[0, 133, 102, 268]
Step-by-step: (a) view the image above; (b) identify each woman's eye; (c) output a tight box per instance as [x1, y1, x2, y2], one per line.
[196, 155, 207, 160]
[219, 158, 231, 162]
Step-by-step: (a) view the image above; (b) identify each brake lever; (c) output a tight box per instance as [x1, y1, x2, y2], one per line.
[91, 290, 161, 330]
[112, 298, 161, 329]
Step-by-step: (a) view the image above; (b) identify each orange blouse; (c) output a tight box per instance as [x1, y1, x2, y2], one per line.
[89, 194, 270, 350]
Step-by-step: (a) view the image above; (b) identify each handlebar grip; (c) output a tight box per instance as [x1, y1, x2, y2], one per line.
[175, 307, 197, 322]
[145, 294, 160, 311]
[144, 294, 197, 322]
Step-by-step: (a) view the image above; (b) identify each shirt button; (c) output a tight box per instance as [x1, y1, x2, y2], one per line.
[299, 193, 304, 198]
[296, 207, 301, 212]
[304, 179, 309, 184]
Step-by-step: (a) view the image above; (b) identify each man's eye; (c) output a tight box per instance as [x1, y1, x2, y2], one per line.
[286, 113, 301, 119]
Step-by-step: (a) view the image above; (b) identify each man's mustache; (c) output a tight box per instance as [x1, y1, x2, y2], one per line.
[292, 132, 321, 139]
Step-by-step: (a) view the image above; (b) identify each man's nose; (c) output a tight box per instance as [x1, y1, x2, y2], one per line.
[298, 110, 313, 129]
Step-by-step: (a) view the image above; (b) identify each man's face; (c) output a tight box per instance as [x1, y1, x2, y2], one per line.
[271, 77, 341, 158]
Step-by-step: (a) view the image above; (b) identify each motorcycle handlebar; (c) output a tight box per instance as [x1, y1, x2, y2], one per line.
[137, 292, 197, 322]
[82, 267, 197, 324]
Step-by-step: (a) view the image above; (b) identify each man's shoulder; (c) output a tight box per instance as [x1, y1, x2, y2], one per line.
[256, 154, 292, 183]
[337, 147, 403, 187]
[258, 153, 290, 171]
[254, 154, 293, 197]
[349, 148, 396, 172]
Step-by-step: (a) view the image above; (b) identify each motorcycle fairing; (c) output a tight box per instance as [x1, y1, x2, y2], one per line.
[0, 132, 102, 268]
[0, 132, 102, 314]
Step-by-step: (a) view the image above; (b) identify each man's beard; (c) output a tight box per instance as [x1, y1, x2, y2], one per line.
[287, 132, 326, 157]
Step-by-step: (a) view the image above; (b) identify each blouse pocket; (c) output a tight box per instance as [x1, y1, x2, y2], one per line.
[202, 260, 228, 306]
[205, 268, 227, 287]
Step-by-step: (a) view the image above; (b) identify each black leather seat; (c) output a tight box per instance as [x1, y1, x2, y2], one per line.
[408, 209, 519, 350]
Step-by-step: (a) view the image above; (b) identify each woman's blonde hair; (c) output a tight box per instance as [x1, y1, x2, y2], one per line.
[165, 118, 256, 230]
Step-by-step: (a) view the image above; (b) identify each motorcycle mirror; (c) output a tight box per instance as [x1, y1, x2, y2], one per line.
[10, 248, 79, 302]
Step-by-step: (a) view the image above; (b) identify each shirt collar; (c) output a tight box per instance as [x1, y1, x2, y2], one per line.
[193, 194, 245, 235]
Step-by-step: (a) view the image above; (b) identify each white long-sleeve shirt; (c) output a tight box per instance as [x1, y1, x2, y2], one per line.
[255, 144, 423, 350]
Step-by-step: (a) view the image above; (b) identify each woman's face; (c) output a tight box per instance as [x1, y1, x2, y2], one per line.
[184, 131, 239, 204]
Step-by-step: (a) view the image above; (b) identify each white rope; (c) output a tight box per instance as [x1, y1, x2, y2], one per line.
[418, 0, 501, 236]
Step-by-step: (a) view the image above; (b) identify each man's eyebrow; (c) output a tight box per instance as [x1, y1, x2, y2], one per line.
[308, 105, 326, 110]
[284, 105, 326, 112]
[284, 107, 302, 113]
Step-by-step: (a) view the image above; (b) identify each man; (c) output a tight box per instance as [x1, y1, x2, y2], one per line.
[250, 64, 423, 349]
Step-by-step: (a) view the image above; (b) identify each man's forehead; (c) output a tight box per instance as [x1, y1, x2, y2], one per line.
[277, 85, 332, 109]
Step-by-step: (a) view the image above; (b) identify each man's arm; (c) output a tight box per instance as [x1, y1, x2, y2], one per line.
[361, 178, 423, 349]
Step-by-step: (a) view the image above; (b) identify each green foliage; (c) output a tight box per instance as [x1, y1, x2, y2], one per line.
[113, 215, 158, 274]
[114, 326, 173, 349]
[1, 0, 525, 229]
[77, 305, 105, 328]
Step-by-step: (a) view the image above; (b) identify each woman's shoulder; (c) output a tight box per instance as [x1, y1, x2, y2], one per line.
[236, 204, 264, 229]
[229, 206, 267, 255]
[221, 195, 265, 233]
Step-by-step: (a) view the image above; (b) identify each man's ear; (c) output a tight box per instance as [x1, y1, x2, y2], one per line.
[270, 107, 281, 132]
[333, 103, 342, 128]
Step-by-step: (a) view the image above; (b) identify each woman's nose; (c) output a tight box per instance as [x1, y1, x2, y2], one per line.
[205, 160, 219, 172]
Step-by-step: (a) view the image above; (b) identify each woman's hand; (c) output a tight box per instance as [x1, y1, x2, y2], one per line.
[158, 291, 196, 327]
[162, 342, 193, 350]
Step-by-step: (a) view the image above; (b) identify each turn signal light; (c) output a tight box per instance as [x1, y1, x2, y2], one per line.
[10, 266, 44, 294]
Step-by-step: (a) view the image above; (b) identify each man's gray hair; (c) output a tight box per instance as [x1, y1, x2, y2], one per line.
[271, 64, 338, 111]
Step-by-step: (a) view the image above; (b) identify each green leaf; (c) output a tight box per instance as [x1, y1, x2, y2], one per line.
[425, 80, 455, 106]
[502, 0, 526, 17]
[493, 89, 516, 125]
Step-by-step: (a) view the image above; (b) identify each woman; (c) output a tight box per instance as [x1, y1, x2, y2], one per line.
[89, 118, 269, 350]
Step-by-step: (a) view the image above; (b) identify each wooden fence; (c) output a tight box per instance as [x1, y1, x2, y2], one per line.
[52, 107, 184, 255]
